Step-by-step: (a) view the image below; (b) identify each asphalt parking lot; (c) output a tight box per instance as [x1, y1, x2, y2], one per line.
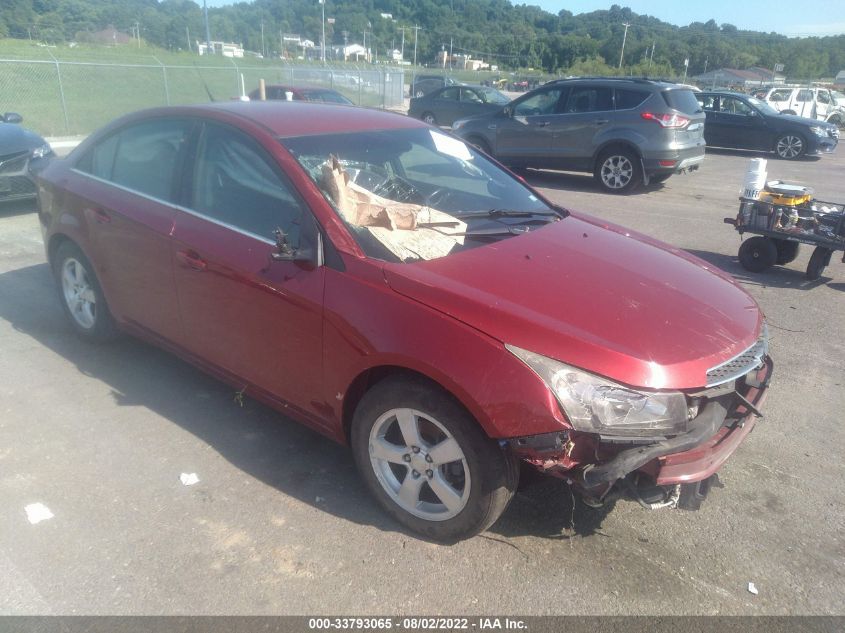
[1, 146, 843, 616]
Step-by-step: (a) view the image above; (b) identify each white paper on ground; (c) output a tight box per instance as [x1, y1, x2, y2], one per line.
[24, 503, 54, 524]
[180, 473, 200, 486]
[747, 582, 759, 595]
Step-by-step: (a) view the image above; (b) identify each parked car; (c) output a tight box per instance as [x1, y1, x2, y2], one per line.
[761, 86, 844, 126]
[452, 78, 706, 193]
[0, 112, 53, 203]
[35, 102, 771, 541]
[408, 85, 510, 127]
[696, 91, 839, 159]
[410, 74, 460, 98]
[247, 84, 354, 105]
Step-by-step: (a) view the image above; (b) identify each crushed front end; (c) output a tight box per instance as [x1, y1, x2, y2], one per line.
[505, 329, 772, 511]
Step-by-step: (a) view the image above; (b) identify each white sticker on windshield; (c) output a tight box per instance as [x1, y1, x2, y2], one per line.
[430, 130, 473, 161]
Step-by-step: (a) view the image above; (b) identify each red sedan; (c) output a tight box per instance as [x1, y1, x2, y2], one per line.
[35, 102, 771, 541]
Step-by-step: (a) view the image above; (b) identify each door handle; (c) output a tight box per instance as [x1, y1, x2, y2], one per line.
[532, 121, 550, 127]
[176, 249, 207, 271]
[92, 208, 111, 224]
[593, 119, 609, 125]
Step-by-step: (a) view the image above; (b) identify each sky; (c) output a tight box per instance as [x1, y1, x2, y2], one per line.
[202, 0, 845, 37]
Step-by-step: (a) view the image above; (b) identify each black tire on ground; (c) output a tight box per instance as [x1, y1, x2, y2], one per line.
[774, 239, 800, 265]
[594, 147, 643, 194]
[422, 112, 437, 125]
[350, 375, 518, 542]
[738, 236, 778, 272]
[806, 246, 833, 280]
[775, 133, 806, 160]
[52, 240, 117, 341]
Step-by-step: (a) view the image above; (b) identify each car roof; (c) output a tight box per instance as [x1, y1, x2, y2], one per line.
[698, 91, 750, 98]
[546, 77, 681, 90]
[142, 102, 427, 137]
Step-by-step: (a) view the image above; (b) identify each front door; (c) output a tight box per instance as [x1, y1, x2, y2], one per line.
[495, 86, 565, 164]
[170, 121, 327, 425]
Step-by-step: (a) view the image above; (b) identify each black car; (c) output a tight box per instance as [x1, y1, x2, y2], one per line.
[408, 85, 510, 127]
[410, 74, 460, 98]
[697, 92, 839, 159]
[0, 112, 53, 203]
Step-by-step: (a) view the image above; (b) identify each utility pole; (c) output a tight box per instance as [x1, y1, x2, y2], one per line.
[186, 26, 191, 52]
[618, 22, 630, 69]
[261, 20, 265, 57]
[412, 25, 421, 68]
[399, 27, 407, 61]
[648, 41, 655, 71]
[320, 0, 326, 63]
[449, 36, 453, 70]
[203, 0, 212, 55]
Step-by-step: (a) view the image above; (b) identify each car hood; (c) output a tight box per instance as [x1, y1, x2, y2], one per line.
[774, 112, 835, 129]
[383, 214, 762, 390]
[0, 123, 45, 156]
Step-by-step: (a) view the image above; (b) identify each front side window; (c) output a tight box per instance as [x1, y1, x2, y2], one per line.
[697, 94, 717, 111]
[282, 128, 558, 263]
[461, 88, 483, 103]
[190, 123, 305, 244]
[513, 88, 564, 116]
[719, 97, 753, 115]
[769, 89, 791, 102]
[817, 90, 831, 105]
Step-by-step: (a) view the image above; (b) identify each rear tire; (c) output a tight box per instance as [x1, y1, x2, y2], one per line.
[52, 241, 117, 341]
[594, 147, 642, 194]
[738, 236, 777, 272]
[774, 239, 800, 265]
[351, 376, 518, 542]
[806, 246, 832, 280]
[422, 112, 437, 125]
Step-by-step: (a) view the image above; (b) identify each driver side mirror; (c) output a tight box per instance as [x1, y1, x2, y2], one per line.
[271, 215, 323, 270]
[3, 112, 23, 124]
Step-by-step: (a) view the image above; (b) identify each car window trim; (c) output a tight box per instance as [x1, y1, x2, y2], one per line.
[70, 167, 277, 246]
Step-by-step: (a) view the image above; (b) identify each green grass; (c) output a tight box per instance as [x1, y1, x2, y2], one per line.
[0, 39, 404, 137]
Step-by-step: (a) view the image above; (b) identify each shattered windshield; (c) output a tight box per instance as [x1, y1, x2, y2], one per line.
[282, 128, 558, 263]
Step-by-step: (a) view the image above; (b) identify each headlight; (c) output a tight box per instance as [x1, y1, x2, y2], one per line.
[809, 126, 825, 137]
[31, 142, 53, 159]
[506, 345, 691, 436]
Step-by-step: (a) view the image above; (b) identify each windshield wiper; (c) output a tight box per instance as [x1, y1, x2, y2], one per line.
[456, 209, 561, 219]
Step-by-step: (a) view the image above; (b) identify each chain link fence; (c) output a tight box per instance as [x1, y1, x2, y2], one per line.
[0, 57, 406, 138]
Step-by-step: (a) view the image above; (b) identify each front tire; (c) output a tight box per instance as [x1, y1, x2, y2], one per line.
[422, 111, 437, 125]
[351, 376, 518, 542]
[738, 236, 777, 272]
[52, 241, 116, 341]
[466, 136, 493, 156]
[775, 133, 806, 159]
[595, 147, 642, 194]
[806, 246, 832, 280]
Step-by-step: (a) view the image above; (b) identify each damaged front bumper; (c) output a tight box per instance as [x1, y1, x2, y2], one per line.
[507, 355, 773, 507]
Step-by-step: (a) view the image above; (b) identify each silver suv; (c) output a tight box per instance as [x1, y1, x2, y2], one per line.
[452, 78, 706, 193]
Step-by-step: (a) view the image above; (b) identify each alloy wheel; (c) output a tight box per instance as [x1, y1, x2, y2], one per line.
[600, 154, 634, 189]
[776, 135, 804, 159]
[61, 257, 97, 329]
[368, 408, 470, 521]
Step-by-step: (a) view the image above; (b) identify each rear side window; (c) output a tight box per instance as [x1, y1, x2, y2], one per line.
[615, 89, 649, 110]
[563, 87, 613, 113]
[796, 90, 813, 102]
[769, 89, 791, 102]
[78, 119, 190, 202]
[661, 89, 702, 115]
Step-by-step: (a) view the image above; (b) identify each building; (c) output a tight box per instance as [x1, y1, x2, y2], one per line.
[691, 67, 785, 89]
[197, 40, 244, 58]
[834, 70, 845, 87]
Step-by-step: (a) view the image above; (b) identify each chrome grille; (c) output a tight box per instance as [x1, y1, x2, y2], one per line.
[706, 325, 769, 387]
[0, 151, 29, 176]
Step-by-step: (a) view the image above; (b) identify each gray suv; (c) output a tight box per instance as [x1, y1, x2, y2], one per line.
[452, 78, 706, 193]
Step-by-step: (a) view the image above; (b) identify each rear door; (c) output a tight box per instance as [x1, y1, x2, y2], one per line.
[70, 117, 192, 343]
[546, 85, 612, 170]
[169, 121, 327, 424]
[431, 87, 462, 125]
